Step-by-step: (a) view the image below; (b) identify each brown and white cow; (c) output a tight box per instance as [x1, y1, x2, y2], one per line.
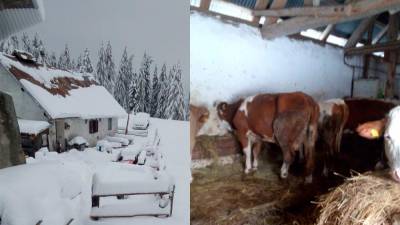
[217, 92, 319, 182]
[318, 99, 349, 176]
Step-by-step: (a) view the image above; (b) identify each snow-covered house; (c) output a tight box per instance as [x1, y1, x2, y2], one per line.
[0, 51, 126, 152]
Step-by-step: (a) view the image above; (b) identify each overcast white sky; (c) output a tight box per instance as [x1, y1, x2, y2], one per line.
[20, 0, 189, 96]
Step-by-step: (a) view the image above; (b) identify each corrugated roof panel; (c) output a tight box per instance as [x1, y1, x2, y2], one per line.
[229, 0, 257, 8]
[285, 0, 304, 8]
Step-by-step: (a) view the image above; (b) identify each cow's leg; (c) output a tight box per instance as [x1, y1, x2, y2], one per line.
[237, 132, 252, 174]
[298, 145, 304, 162]
[252, 141, 262, 170]
[281, 149, 294, 179]
[304, 129, 317, 184]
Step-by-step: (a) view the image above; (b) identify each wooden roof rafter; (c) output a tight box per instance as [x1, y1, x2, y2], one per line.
[255, 0, 400, 40]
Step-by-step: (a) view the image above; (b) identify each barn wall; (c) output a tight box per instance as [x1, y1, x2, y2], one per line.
[63, 117, 117, 147]
[0, 65, 48, 121]
[190, 12, 362, 106]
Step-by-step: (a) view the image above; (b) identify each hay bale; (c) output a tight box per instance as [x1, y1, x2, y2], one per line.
[316, 172, 400, 225]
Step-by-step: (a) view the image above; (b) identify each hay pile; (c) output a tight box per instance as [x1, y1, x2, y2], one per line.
[317, 172, 400, 225]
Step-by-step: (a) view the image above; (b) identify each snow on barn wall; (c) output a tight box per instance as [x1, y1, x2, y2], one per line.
[0, 63, 48, 121]
[190, 12, 362, 106]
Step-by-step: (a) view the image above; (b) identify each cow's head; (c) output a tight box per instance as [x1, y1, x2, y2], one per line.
[197, 102, 231, 136]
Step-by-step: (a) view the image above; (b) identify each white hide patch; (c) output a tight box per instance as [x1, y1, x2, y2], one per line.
[318, 99, 344, 124]
[318, 102, 333, 124]
[197, 106, 230, 136]
[239, 95, 255, 117]
[385, 106, 400, 171]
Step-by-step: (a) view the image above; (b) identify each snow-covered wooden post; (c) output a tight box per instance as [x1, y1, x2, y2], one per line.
[0, 91, 25, 169]
[125, 113, 130, 135]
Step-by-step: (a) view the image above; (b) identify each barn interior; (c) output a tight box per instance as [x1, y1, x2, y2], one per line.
[190, 0, 400, 224]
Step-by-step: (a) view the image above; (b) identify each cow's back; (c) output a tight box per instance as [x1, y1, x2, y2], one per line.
[238, 92, 319, 141]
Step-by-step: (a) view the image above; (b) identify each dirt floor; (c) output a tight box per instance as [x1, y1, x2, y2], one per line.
[190, 134, 385, 225]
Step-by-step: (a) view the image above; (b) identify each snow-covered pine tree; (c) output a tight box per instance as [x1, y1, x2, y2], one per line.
[165, 63, 185, 120]
[150, 65, 161, 117]
[58, 44, 72, 70]
[0, 41, 5, 53]
[82, 48, 94, 73]
[128, 70, 139, 113]
[10, 36, 19, 51]
[136, 53, 153, 113]
[31, 33, 43, 60]
[155, 63, 168, 119]
[114, 47, 133, 111]
[76, 54, 83, 72]
[48, 52, 58, 68]
[21, 33, 32, 53]
[1, 36, 18, 54]
[71, 59, 76, 71]
[96, 42, 115, 93]
[104, 41, 116, 93]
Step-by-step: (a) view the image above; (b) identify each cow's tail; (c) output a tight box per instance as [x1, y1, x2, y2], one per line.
[334, 103, 349, 153]
[304, 100, 320, 177]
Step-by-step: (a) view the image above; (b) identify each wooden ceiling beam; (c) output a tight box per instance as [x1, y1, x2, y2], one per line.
[372, 25, 388, 44]
[252, 0, 268, 25]
[344, 15, 377, 48]
[320, 24, 334, 42]
[261, 0, 400, 39]
[344, 40, 400, 55]
[254, 5, 347, 17]
[263, 0, 288, 26]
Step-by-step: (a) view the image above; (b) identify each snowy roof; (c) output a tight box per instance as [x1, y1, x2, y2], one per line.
[0, 52, 127, 119]
[18, 119, 50, 135]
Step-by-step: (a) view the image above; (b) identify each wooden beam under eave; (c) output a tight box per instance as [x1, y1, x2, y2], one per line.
[372, 25, 388, 44]
[344, 40, 400, 55]
[254, 5, 347, 17]
[261, 0, 400, 40]
[263, 0, 288, 26]
[320, 24, 334, 42]
[345, 15, 377, 48]
[252, 0, 268, 25]
[199, 0, 211, 11]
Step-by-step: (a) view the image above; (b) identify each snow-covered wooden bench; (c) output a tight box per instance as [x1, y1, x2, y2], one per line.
[91, 163, 175, 219]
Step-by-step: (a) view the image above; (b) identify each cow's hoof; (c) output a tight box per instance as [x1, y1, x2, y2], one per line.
[251, 167, 258, 172]
[305, 175, 313, 184]
[280, 172, 288, 179]
[244, 168, 251, 174]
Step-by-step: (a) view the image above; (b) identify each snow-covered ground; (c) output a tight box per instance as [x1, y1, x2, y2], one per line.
[0, 118, 189, 225]
[89, 118, 190, 225]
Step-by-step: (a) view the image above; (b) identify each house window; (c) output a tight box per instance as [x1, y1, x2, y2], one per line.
[108, 118, 112, 130]
[89, 119, 98, 134]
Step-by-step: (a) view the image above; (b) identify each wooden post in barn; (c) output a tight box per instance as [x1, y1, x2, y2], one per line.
[252, 0, 268, 26]
[362, 24, 374, 78]
[385, 12, 399, 98]
[199, 0, 211, 11]
[262, 0, 288, 26]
